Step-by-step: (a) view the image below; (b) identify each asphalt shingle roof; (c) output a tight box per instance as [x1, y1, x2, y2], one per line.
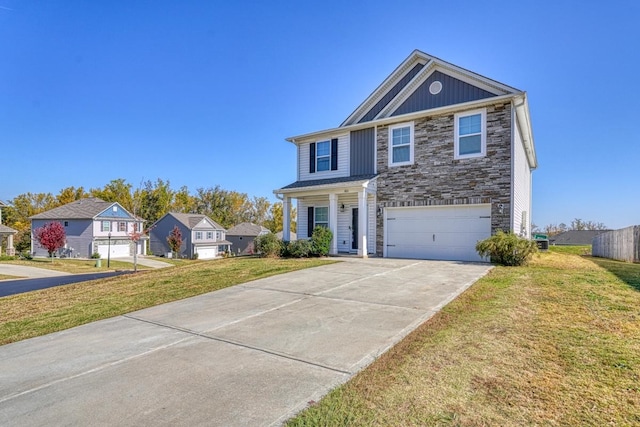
[226, 222, 270, 237]
[29, 198, 115, 220]
[279, 174, 377, 190]
[167, 213, 224, 230]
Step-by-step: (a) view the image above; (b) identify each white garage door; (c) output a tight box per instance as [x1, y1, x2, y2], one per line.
[97, 244, 130, 259]
[385, 204, 491, 262]
[195, 246, 218, 260]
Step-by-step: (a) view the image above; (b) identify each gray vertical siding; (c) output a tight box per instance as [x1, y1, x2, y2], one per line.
[31, 219, 93, 257]
[391, 71, 496, 116]
[149, 217, 190, 257]
[350, 127, 375, 175]
[358, 63, 424, 123]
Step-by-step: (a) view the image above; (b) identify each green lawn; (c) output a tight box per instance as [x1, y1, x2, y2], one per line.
[288, 248, 640, 426]
[0, 257, 335, 345]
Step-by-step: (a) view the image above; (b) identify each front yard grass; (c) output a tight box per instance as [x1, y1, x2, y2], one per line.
[0, 257, 335, 345]
[1, 258, 149, 273]
[288, 248, 640, 426]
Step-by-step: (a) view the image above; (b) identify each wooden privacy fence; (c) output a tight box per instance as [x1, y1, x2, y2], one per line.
[592, 225, 640, 262]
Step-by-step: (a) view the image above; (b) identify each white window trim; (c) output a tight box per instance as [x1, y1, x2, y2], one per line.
[454, 108, 486, 160]
[388, 122, 414, 167]
[101, 221, 111, 232]
[314, 206, 329, 228]
[316, 140, 331, 172]
[195, 231, 203, 240]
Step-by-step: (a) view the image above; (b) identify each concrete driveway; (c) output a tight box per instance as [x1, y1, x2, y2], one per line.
[0, 258, 491, 426]
[0, 264, 70, 280]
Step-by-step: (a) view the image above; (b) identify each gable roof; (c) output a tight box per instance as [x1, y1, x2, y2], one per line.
[285, 49, 537, 169]
[226, 222, 270, 237]
[0, 224, 17, 234]
[341, 50, 520, 127]
[163, 212, 224, 230]
[29, 198, 137, 220]
[550, 230, 610, 246]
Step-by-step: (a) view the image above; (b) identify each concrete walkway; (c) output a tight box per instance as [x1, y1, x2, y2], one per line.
[0, 258, 491, 426]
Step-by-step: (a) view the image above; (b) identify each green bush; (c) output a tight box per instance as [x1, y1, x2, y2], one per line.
[287, 239, 312, 258]
[475, 231, 538, 266]
[91, 252, 101, 259]
[254, 232, 282, 258]
[310, 226, 333, 257]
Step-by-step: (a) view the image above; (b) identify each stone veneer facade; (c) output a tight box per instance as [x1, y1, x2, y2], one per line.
[375, 102, 513, 256]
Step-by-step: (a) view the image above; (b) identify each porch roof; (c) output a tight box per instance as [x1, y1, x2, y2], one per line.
[275, 174, 377, 194]
[0, 224, 17, 234]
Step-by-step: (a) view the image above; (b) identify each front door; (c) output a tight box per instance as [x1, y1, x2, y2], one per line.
[351, 208, 358, 251]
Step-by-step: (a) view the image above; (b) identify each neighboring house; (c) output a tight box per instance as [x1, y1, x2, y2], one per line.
[226, 222, 270, 255]
[29, 198, 146, 258]
[550, 230, 609, 246]
[150, 212, 230, 259]
[274, 49, 537, 262]
[0, 200, 17, 256]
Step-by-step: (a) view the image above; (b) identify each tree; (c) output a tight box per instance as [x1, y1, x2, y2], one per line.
[56, 186, 87, 206]
[263, 202, 297, 234]
[167, 225, 183, 258]
[90, 179, 134, 212]
[34, 221, 66, 260]
[133, 179, 174, 224]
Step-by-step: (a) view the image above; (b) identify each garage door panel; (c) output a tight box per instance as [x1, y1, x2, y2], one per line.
[385, 205, 490, 262]
[195, 246, 217, 260]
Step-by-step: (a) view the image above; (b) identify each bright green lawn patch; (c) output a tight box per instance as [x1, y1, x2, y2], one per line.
[288, 251, 640, 426]
[0, 257, 335, 345]
[1, 258, 149, 273]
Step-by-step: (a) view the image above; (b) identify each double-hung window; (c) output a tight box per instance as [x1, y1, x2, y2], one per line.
[206, 231, 213, 240]
[316, 140, 330, 171]
[314, 207, 329, 228]
[388, 122, 414, 167]
[195, 231, 202, 240]
[118, 222, 126, 232]
[455, 109, 486, 159]
[101, 221, 111, 232]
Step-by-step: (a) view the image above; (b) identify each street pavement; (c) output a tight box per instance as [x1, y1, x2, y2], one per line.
[0, 258, 492, 426]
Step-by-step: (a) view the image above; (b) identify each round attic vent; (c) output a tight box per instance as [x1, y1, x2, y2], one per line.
[429, 80, 442, 95]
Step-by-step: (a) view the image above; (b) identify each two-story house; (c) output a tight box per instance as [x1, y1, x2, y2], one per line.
[30, 198, 147, 258]
[149, 212, 230, 259]
[275, 50, 537, 262]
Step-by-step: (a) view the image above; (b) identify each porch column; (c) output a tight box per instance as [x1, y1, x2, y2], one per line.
[282, 196, 291, 241]
[7, 234, 15, 256]
[329, 193, 338, 255]
[358, 189, 368, 258]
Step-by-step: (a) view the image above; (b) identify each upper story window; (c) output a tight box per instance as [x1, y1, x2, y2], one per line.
[101, 221, 111, 232]
[316, 141, 330, 171]
[309, 138, 338, 173]
[216, 231, 222, 240]
[206, 231, 213, 240]
[118, 222, 127, 232]
[388, 122, 414, 167]
[455, 109, 486, 159]
[195, 231, 203, 240]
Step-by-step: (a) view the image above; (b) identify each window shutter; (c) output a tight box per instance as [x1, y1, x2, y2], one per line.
[309, 143, 316, 173]
[307, 207, 314, 238]
[331, 138, 338, 170]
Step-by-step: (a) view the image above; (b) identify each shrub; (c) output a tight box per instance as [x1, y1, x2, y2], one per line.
[20, 251, 33, 260]
[287, 239, 312, 258]
[91, 252, 101, 259]
[475, 231, 538, 266]
[254, 232, 282, 258]
[310, 226, 333, 257]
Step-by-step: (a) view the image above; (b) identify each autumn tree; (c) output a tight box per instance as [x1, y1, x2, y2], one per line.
[167, 225, 183, 258]
[56, 186, 88, 206]
[90, 179, 134, 212]
[34, 221, 66, 260]
[263, 202, 297, 233]
[172, 185, 197, 213]
[133, 178, 174, 224]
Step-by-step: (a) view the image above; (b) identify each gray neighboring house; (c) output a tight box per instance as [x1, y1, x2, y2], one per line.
[0, 200, 17, 256]
[29, 198, 146, 258]
[226, 222, 270, 255]
[550, 230, 609, 246]
[274, 49, 537, 262]
[150, 212, 230, 259]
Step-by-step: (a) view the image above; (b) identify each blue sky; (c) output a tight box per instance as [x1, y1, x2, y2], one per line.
[1, 1, 638, 229]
